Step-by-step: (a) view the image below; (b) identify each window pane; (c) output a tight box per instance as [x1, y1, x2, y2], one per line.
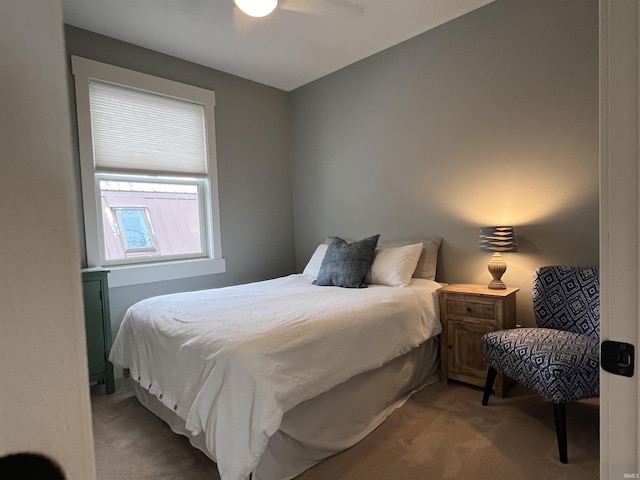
[100, 178, 204, 263]
[114, 208, 155, 251]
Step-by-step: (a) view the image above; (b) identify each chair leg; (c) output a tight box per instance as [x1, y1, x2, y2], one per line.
[552, 402, 568, 464]
[482, 367, 497, 406]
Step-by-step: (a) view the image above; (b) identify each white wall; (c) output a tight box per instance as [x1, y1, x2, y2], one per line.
[0, 2, 96, 478]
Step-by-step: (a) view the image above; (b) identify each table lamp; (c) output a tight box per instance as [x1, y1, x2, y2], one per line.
[478, 226, 518, 289]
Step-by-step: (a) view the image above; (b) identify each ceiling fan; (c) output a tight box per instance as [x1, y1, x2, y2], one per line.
[234, 0, 277, 17]
[234, 0, 365, 18]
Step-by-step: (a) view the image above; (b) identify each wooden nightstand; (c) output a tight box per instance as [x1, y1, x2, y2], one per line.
[438, 284, 518, 397]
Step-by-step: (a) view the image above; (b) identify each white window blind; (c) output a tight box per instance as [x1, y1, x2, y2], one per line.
[89, 81, 208, 175]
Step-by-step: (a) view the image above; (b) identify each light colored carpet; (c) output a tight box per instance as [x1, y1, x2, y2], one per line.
[91, 379, 598, 480]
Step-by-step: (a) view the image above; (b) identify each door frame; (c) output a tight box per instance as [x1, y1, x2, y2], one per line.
[599, 0, 640, 476]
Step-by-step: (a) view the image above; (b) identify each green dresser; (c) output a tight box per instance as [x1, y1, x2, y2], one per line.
[82, 268, 114, 394]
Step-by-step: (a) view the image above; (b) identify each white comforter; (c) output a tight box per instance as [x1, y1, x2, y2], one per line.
[109, 274, 441, 480]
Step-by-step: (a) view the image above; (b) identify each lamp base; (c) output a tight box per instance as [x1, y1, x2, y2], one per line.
[487, 252, 508, 289]
[487, 279, 507, 290]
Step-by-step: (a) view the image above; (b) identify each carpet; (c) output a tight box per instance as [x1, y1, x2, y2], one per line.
[91, 379, 598, 480]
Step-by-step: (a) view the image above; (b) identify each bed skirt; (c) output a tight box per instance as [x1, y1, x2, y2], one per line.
[132, 336, 440, 480]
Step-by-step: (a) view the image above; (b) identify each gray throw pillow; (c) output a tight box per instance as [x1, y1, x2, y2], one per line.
[314, 235, 380, 288]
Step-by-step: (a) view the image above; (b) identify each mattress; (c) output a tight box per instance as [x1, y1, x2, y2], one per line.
[110, 274, 442, 480]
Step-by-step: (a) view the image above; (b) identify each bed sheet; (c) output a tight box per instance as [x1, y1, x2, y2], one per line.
[132, 336, 440, 480]
[109, 274, 442, 480]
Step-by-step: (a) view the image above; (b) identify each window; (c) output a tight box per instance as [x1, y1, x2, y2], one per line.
[112, 206, 157, 255]
[100, 177, 205, 261]
[72, 57, 225, 287]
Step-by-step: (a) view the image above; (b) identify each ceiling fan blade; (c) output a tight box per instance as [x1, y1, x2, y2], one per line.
[325, 0, 365, 15]
[278, 0, 365, 16]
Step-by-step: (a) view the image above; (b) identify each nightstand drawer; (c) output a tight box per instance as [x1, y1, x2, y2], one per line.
[446, 299, 495, 320]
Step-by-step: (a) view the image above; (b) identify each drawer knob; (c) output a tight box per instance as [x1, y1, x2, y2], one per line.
[466, 307, 472, 312]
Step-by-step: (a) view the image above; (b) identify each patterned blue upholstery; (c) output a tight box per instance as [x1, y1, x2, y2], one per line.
[482, 266, 600, 403]
[532, 266, 599, 339]
[481, 266, 599, 463]
[482, 328, 599, 402]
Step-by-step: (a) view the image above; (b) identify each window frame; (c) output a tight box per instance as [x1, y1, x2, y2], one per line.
[72, 56, 225, 287]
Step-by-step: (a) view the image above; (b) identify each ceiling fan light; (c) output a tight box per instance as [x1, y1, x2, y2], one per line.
[234, 0, 278, 18]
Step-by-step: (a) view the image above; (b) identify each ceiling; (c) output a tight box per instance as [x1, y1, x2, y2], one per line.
[62, 0, 495, 92]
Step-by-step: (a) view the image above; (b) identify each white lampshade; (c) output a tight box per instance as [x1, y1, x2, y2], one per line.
[234, 0, 277, 17]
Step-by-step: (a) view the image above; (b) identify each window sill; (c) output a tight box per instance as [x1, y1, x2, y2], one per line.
[103, 257, 226, 288]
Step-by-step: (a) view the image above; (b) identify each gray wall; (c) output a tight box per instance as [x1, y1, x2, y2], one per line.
[290, 0, 599, 326]
[65, 0, 599, 331]
[65, 26, 296, 334]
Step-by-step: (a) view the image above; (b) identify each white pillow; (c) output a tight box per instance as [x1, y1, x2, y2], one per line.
[366, 243, 423, 287]
[302, 244, 328, 278]
[379, 236, 442, 281]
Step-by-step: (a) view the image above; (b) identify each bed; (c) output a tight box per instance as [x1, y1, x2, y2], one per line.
[109, 236, 443, 480]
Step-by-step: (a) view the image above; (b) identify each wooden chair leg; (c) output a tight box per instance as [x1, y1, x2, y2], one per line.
[482, 367, 497, 406]
[552, 402, 568, 464]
